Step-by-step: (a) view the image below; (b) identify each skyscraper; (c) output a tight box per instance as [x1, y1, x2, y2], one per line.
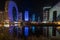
[24, 11, 29, 21]
[43, 6, 51, 37]
[0, 11, 4, 22]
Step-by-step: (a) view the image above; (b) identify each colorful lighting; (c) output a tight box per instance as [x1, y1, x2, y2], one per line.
[32, 14, 35, 21]
[32, 26, 35, 33]
[24, 26, 29, 37]
[8, 1, 18, 21]
[24, 11, 29, 21]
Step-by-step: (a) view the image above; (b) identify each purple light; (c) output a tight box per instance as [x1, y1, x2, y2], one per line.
[8, 1, 18, 21]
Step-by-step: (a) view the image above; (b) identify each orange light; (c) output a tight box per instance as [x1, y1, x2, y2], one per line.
[57, 21, 60, 24]
[4, 20, 10, 27]
[0, 24, 2, 27]
[57, 27, 60, 29]
[57, 21, 60, 30]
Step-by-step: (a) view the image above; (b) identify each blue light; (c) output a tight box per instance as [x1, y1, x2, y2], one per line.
[8, 1, 18, 21]
[32, 26, 35, 33]
[9, 26, 14, 35]
[24, 11, 29, 21]
[32, 14, 35, 21]
[24, 26, 29, 37]
[38, 17, 41, 22]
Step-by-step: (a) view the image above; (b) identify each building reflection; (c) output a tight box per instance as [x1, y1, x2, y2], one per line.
[0, 0, 60, 40]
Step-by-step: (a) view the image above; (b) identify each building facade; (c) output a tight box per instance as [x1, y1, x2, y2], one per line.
[49, 2, 60, 37]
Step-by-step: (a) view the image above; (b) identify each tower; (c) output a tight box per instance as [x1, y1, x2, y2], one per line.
[43, 6, 51, 37]
[4, 1, 9, 20]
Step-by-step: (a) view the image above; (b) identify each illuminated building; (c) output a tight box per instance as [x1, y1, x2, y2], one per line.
[18, 12, 22, 21]
[49, 2, 60, 37]
[18, 12, 23, 28]
[24, 11, 29, 21]
[0, 11, 4, 22]
[24, 10, 29, 37]
[43, 6, 51, 37]
[31, 14, 36, 34]
[0, 11, 4, 27]
[43, 6, 51, 21]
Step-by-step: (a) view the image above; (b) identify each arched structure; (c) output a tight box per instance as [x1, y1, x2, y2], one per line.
[5, 1, 18, 21]
[49, 2, 60, 37]
[49, 2, 60, 21]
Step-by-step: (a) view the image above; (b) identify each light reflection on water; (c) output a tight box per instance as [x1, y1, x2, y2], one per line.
[0, 26, 60, 39]
[24, 26, 29, 37]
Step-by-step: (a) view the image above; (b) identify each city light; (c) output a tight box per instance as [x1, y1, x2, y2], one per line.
[32, 26, 35, 33]
[8, 1, 18, 21]
[24, 11, 29, 21]
[32, 14, 35, 22]
[57, 21, 60, 30]
[24, 26, 29, 37]
[0, 0, 60, 40]
[0, 24, 2, 27]
[4, 20, 10, 27]
[42, 21, 47, 23]
[4, 24, 9, 27]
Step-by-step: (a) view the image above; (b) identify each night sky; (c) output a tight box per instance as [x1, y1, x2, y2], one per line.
[0, 0, 60, 17]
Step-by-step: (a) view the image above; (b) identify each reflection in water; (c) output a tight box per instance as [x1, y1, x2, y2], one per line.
[1, 26, 60, 40]
[9, 26, 14, 36]
[32, 26, 35, 33]
[24, 26, 29, 37]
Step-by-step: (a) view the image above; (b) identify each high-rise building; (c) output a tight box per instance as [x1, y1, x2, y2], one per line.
[18, 12, 22, 21]
[43, 7, 51, 21]
[32, 14, 35, 22]
[4, 1, 9, 20]
[24, 11, 29, 21]
[43, 6, 51, 37]
[0, 11, 4, 22]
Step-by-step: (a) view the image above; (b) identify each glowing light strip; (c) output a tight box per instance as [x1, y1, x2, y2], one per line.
[24, 11, 29, 21]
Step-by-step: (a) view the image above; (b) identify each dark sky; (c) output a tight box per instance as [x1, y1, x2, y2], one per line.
[0, 0, 60, 13]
